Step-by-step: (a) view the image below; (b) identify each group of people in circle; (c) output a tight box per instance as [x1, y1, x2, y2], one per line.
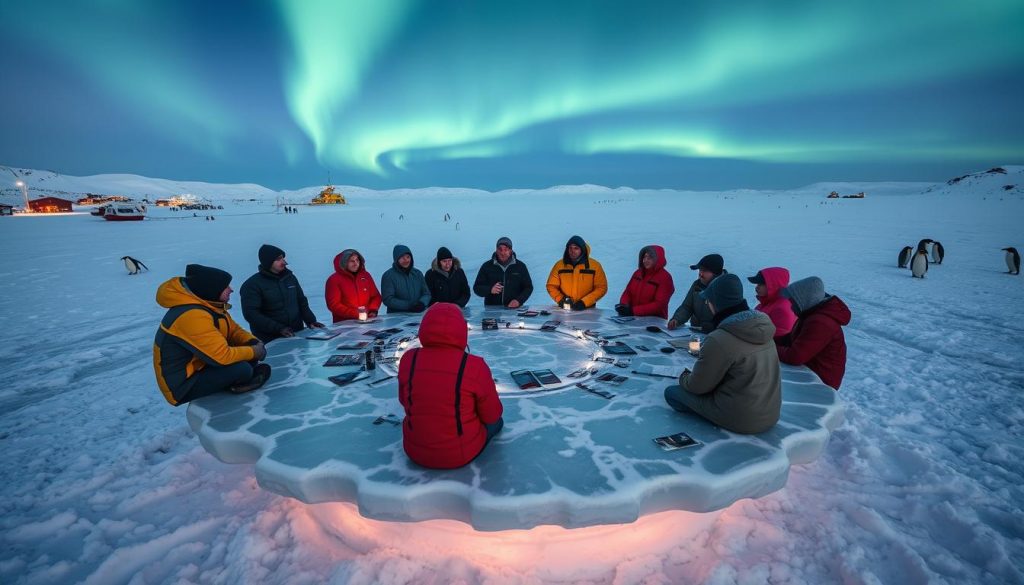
[152, 235, 851, 470]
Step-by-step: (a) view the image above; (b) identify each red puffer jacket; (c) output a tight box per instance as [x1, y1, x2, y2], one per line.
[399, 303, 503, 469]
[776, 296, 851, 390]
[754, 267, 797, 338]
[325, 250, 381, 322]
[618, 245, 675, 318]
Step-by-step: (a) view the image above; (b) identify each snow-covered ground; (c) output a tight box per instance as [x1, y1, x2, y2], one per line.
[0, 167, 1022, 584]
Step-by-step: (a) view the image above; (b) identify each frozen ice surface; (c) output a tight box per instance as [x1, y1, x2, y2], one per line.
[188, 308, 842, 530]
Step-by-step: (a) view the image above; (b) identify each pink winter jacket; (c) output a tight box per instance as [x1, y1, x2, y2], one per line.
[754, 267, 797, 338]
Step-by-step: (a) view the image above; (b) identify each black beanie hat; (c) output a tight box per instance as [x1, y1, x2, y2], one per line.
[699, 273, 745, 310]
[258, 244, 285, 269]
[437, 246, 453, 261]
[184, 264, 232, 302]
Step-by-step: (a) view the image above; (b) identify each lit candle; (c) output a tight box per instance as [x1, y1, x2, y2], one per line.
[358, 306, 368, 321]
[518, 320, 525, 329]
[689, 338, 701, 354]
[399, 341, 408, 350]
[563, 301, 571, 311]
[575, 329, 584, 339]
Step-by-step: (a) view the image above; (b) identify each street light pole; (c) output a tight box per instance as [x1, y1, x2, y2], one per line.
[15, 180, 30, 213]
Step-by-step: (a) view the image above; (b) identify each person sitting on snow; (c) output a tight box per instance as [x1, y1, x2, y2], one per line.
[153, 264, 270, 406]
[664, 274, 781, 434]
[325, 248, 382, 322]
[240, 244, 324, 343]
[398, 303, 504, 469]
[668, 253, 724, 333]
[381, 244, 431, 313]
[748, 267, 797, 339]
[546, 235, 608, 310]
[776, 276, 851, 390]
[616, 245, 675, 318]
[425, 246, 471, 307]
[472, 236, 534, 308]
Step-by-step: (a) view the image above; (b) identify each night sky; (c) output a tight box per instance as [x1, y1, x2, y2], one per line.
[2, 0, 1022, 190]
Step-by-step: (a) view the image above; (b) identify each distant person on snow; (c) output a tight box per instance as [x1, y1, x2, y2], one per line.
[240, 244, 324, 343]
[546, 235, 608, 310]
[399, 303, 504, 469]
[664, 274, 781, 434]
[748, 267, 797, 339]
[472, 237, 534, 308]
[426, 246, 471, 307]
[381, 244, 431, 313]
[616, 245, 675, 318]
[325, 248, 382, 322]
[776, 276, 851, 390]
[153, 264, 270, 405]
[668, 253, 724, 333]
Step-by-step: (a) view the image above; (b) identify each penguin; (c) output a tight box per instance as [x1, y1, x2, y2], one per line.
[931, 241, 944, 264]
[916, 238, 933, 254]
[898, 246, 913, 268]
[911, 249, 929, 278]
[121, 256, 148, 275]
[1004, 247, 1020, 275]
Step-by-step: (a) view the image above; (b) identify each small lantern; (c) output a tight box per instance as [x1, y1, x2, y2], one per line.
[358, 306, 368, 321]
[689, 338, 701, 354]
[575, 329, 584, 339]
[563, 301, 571, 311]
[518, 319, 525, 329]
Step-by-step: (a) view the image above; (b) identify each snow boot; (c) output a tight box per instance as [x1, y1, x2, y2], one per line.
[230, 363, 272, 394]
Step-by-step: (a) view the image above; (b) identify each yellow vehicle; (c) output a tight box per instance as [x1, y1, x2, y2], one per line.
[311, 185, 346, 205]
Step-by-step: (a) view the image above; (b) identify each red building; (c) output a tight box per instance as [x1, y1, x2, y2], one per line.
[28, 197, 74, 213]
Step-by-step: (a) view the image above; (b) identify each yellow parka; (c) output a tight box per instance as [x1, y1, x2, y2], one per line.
[545, 238, 608, 307]
[152, 277, 258, 405]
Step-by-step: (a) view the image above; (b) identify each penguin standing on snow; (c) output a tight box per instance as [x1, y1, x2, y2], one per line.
[898, 246, 913, 268]
[1004, 247, 1020, 275]
[121, 256, 148, 275]
[916, 238, 933, 254]
[911, 249, 929, 278]
[931, 241, 945, 264]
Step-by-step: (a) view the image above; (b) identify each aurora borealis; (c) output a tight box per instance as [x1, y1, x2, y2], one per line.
[2, 0, 1022, 190]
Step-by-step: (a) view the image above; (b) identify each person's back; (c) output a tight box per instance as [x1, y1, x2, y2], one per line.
[777, 277, 851, 390]
[749, 267, 797, 339]
[665, 274, 781, 434]
[398, 303, 503, 468]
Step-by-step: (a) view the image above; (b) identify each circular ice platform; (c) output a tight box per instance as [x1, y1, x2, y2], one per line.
[187, 307, 843, 531]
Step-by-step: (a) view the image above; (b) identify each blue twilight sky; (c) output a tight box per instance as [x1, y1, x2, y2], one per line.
[1, 0, 1023, 191]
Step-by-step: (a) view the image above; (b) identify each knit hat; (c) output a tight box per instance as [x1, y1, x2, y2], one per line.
[436, 246, 453, 261]
[781, 276, 828, 313]
[184, 264, 232, 302]
[258, 244, 285, 269]
[699, 273, 745, 310]
[689, 253, 724, 275]
[496, 236, 513, 249]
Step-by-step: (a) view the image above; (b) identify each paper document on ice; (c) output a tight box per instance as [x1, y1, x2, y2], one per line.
[635, 364, 683, 378]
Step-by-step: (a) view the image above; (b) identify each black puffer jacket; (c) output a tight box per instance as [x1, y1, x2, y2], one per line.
[426, 258, 471, 307]
[472, 253, 534, 306]
[240, 267, 317, 342]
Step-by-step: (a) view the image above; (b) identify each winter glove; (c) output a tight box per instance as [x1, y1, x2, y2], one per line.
[571, 300, 586, 311]
[309, 321, 325, 329]
[252, 341, 267, 361]
[615, 304, 633, 316]
[411, 302, 426, 313]
[279, 327, 295, 338]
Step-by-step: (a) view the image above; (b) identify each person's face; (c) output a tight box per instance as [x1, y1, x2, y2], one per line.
[698, 268, 715, 285]
[439, 258, 453, 272]
[755, 283, 767, 297]
[398, 254, 412, 269]
[567, 244, 583, 261]
[642, 252, 655, 270]
[346, 254, 361, 273]
[270, 256, 287, 274]
[496, 244, 512, 263]
[219, 285, 233, 303]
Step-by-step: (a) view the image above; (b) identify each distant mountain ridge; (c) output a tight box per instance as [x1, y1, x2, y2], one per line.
[2, 164, 1017, 204]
